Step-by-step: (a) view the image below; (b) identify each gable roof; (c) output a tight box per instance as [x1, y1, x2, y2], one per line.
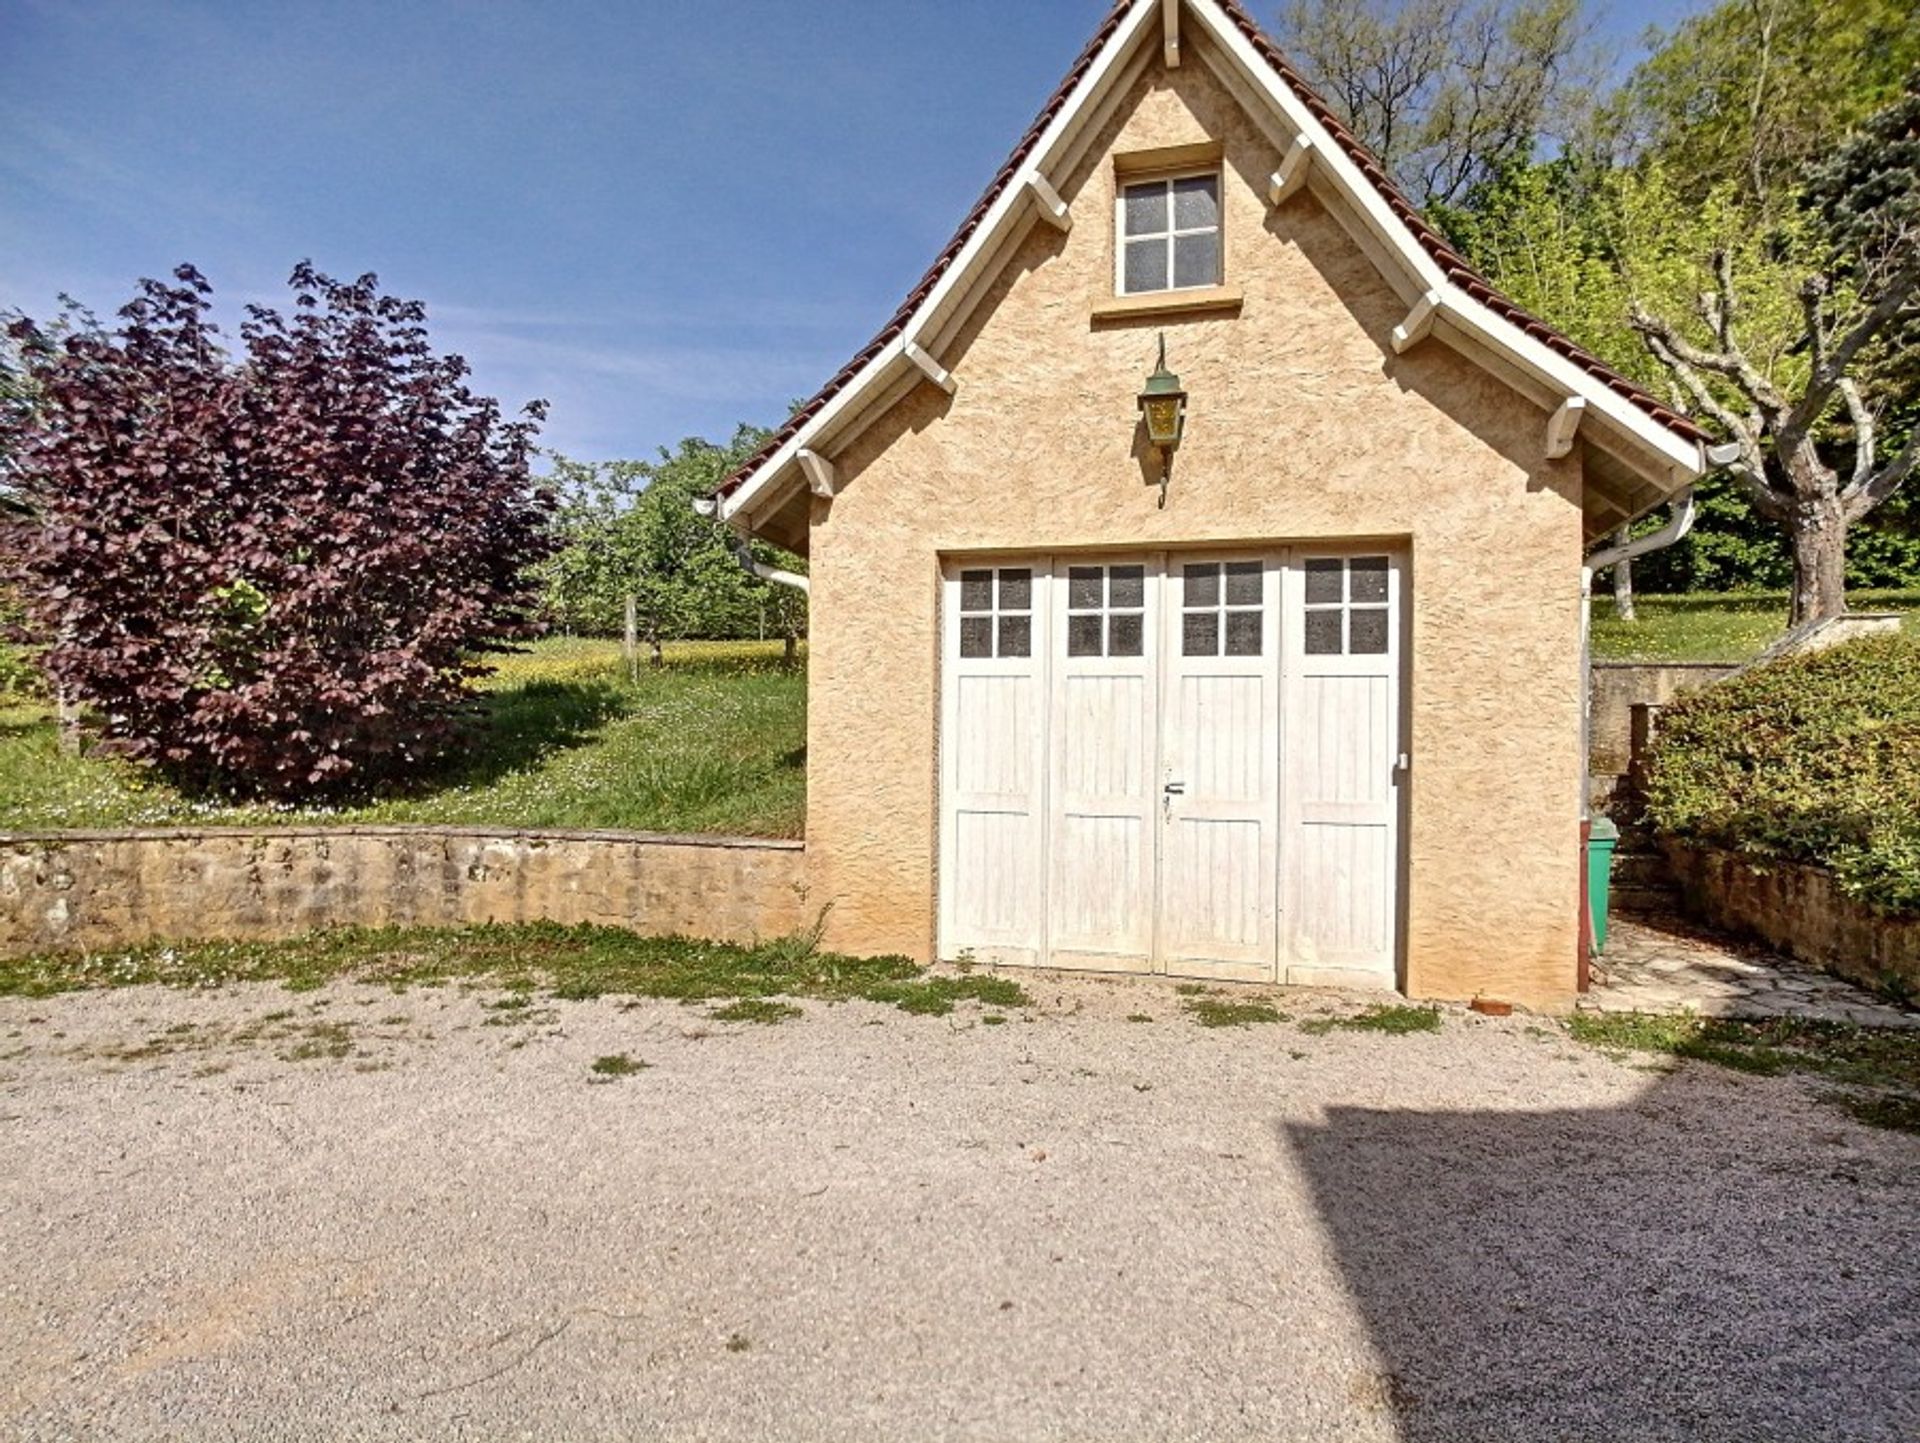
[715, 0, 1707, 525]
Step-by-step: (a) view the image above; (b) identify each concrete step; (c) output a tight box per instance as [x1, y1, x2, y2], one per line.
[1612, 848, 1672, 889]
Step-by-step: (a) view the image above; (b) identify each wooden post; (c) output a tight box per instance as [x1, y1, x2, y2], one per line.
[55, 687, 80, 757]
[622, 594, 638, 683]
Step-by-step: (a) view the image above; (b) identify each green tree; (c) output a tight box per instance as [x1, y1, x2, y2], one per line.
[1624, 0, 1919, 210]
[1276, 0, 1599, 206]
[535, 425, 807, 661]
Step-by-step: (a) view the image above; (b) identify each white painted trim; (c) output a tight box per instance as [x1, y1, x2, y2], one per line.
[1161, 0, 1181, 66]
[1266, 131, 1313, 205]
[903, 339, 957, 395]
[1026, 172, 1072, 231]
[721, 0, 1704, 530]
[1545, 396, 1586, 460]
[1390, 290, 1442, 353]
[797, 448, 838, 498]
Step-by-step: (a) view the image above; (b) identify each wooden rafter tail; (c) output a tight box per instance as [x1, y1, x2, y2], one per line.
[1025, 172, 1072, 232]
[1390, 291, 1442, 354]
[1545, 396, 1586, 460]
[904, 339, 957, 395]
[1161, 0, 1181, 67]
[796, 448, 839, 498]
[1267, 133, 1313, 206]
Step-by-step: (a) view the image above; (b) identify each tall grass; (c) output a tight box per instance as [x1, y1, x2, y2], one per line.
[0, 638, 806, 836]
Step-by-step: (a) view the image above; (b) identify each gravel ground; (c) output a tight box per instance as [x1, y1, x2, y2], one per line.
[1, 973, 1916, 1443]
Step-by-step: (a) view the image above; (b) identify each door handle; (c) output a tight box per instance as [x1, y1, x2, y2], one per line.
[1164, 781, 1186, 795]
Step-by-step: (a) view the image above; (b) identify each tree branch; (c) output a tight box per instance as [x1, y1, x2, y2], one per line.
[1633, 323, 1789, 521]
[1786, 261, 1920, 438]
[1629, 302, 1786, 418]
[1843, 430, 1919, 524]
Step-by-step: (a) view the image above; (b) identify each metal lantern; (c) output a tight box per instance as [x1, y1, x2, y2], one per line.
[1137, 332, 1187, 452]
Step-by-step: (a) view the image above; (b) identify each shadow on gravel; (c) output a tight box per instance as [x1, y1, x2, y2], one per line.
[1284, 1068, 1920, 1443]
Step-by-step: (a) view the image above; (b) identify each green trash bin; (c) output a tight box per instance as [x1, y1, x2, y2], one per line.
[1587, 816, 1620, 956]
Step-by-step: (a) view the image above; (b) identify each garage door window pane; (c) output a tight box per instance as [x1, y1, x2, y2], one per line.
[1304, 558, 1343, 605]
[1183, 610, 1220, 656]
[961, 570, 993, 612]
[960, 616, 993, 658]
[1223, 560, 1262, 606]
[998, 615, 1032, 657]
[998, 568, 1032, 611]
[1068, 566, 1104, 610]
[1304, 610, 1343, 655]
[1350, 556, 1389, 603]
[1109, 564, 1146, 609]
[1184, 563, 1219, 609]
[1225, 610, 1263, 656]
[1068, 614, 1104, 657]
[1349, 608, 1388, 654]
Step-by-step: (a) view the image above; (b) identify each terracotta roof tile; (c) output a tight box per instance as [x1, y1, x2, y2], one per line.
[717, 0, 1703, 500]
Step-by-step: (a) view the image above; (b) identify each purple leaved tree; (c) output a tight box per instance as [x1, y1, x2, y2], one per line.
[0, 263, 554, 798]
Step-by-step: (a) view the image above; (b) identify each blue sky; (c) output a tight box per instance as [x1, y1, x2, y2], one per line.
[1, 0, 1702, 465]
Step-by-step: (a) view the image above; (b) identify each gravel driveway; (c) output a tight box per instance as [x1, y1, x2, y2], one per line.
[2, 972, 1915, 1442]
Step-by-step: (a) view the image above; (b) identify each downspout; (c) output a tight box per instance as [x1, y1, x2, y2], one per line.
[692, 494, 809, 594]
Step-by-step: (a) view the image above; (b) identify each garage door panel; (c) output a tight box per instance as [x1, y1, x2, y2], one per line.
[1283, 553, 1402, 982]
[1058, 673, 1150, 798]
[1291, 821, 1391, 963]
[950, 810, 1040, 941]
[1052, 813, 1149, 948]
[953, 674, 1036, 797]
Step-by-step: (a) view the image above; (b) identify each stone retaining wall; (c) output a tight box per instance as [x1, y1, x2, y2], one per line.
[1663, 841, 1920, 1003]
[1589, 662, 1736, 776]
[0, 827, 808, 958]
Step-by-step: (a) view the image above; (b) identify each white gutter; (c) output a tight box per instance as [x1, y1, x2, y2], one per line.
[692, 494, 810, 594]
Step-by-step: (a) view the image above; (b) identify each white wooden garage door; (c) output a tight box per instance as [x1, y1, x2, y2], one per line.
[937, 549, 1402, 988]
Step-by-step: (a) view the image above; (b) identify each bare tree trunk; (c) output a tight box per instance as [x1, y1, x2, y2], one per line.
[1610, 525, 1636, 621]
[622, 593, 638, 683]
[649, 632, 664, 669]
[782, 628, 797, 669]
[1788, 494, 1849, 627]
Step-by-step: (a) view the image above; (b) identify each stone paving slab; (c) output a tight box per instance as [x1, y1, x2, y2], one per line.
[1587, 909, 1920, 1028]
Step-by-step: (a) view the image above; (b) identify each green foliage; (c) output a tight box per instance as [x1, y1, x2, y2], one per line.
[1184, 997, 1287, 1027]
[1625, 0, 1919, 210]
[535, 427, 806, 651]
[1300, 1003, 1443, 1035]
[0, 920, 1030, 1023]
[1568, 1011, 1920, 1133]
[1642, 637, 1920, 912]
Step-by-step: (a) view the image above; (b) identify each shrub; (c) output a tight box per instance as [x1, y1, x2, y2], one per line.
[1642, 636, 1920, 912]
[0, 264, 553, 797]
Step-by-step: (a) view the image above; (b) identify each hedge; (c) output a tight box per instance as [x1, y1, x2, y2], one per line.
[1643, 636, 1920, 915]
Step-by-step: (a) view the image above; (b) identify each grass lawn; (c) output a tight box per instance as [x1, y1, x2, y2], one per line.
[1590, 588, 1920, 662]
[0, 638, 806, 836]
[0, 919, 1029, 1017]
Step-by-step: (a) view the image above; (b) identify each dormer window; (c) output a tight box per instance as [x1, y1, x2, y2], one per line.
[1118, 172, 1221, 295]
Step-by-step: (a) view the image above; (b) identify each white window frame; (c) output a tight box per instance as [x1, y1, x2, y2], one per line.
[1113, 168, 1223, 296]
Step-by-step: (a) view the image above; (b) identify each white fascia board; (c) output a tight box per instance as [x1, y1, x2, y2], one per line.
[720, 0, 1162, 525]
[1185, 0, 1704, 483]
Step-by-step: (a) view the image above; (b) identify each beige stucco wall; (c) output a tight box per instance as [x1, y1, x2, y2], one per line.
[0, 828, 807, 957]
[801, 52, 1588, 1006]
